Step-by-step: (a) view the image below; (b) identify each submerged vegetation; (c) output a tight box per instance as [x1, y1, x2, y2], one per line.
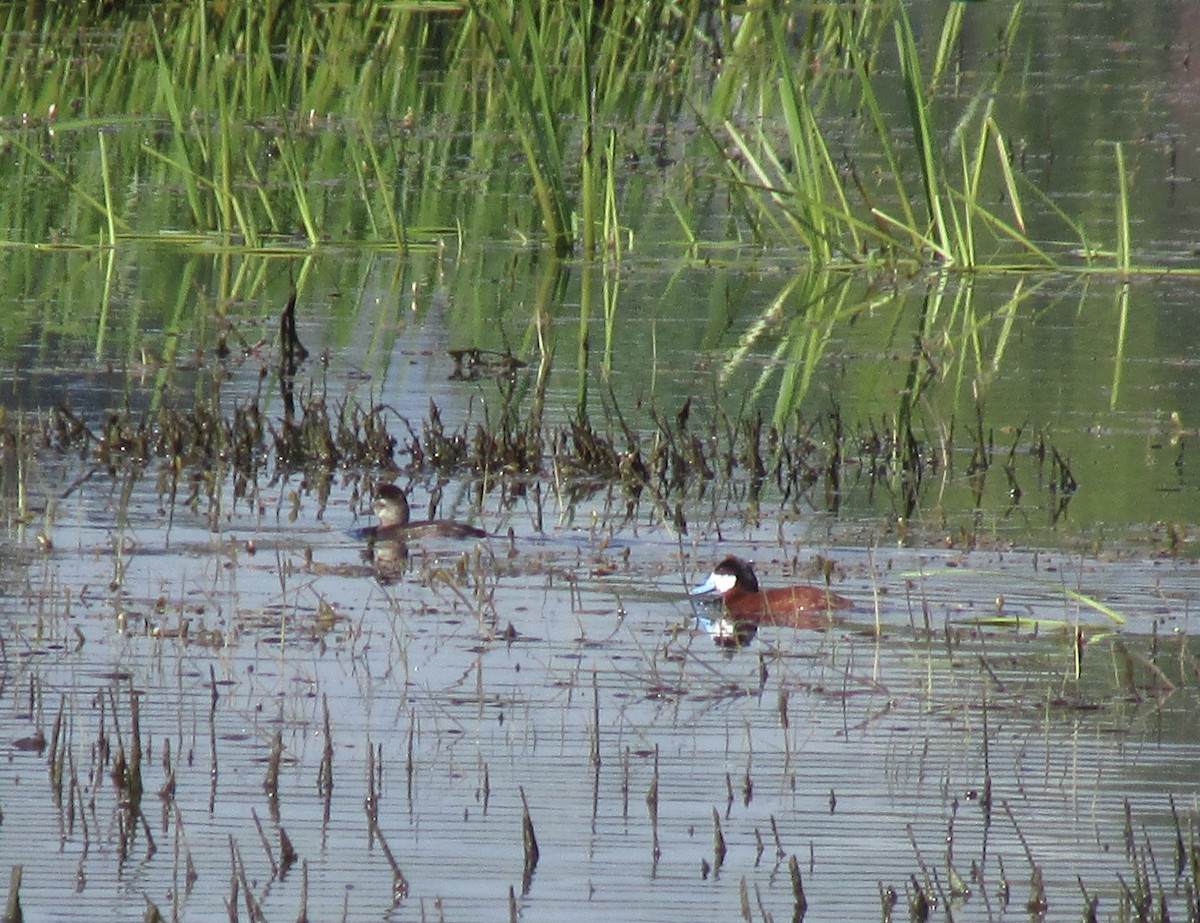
[3, 298, 1083, 554]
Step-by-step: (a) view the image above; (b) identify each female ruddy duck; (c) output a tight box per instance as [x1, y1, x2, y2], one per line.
[364, 484, 488, 541]
[689, 556, 851, 644]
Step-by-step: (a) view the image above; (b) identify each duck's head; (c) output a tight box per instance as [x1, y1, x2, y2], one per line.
[373, 484, 412, 528]
[689, 556, 760, 597]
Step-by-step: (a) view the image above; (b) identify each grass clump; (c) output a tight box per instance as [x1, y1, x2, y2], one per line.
[704, 3, 1061, 270]
[0, 0, 1141, 279]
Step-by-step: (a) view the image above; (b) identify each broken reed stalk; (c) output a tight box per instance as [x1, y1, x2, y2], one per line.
[296, 860, 310, 923]
[366, 818, 409, 903]
[945, 802, 968, 898]
[374, 742, 384, 812]
[159, 740, 176, 801]
[997, 854, 1011, 907]
[3, 865, 20, 923]
[208, 665, 219, 813]
[879, 883, 898, 920]
[71, 750, 90, 853]
[908, 874, 930, 922]
[279, 827, 297, 876]
[621, 748, 630, 819]
[1000, 800, 1046, 914]
[360, 739, 408, 902]
[749, 882, 770, 923]
[96, 695, 109, 779]
[229, 838, 266, 923]
[1136, 827, 1163, 910]
[264, 730, 283, 819]
[317, 694, 333, 805]
[1026, 866, 1047, 915]
[48, 699, 64, 803]
[906, 821, 941, 894]
[590, 669, 600, 768]
[131, 808, 157, 858]
[1168, 794, 1186, 877]
[208, 715, 218, 815]
[107, 690, 125, 788]
[1076, 877, 1098, 923]
[520, 785, 539, 892]
[226, 859, 238, 923]
[172, 803, 198, 892]
[789, 854, 808, 920]
[143, 896, 167, 923]
[646, 744, 660, 861]
[280, 288, 308, 367]
[405, 717, 415, 806]
[128, 693, 143, 802]
[250, 807, 278, 878]
[365, 739, 378, 839]
[52, 730, 67, 811]
[62, 749, 76, 835]
[712, 807, 727, 872]
[770, 815, 786, 862]
[980, 693, 993, 818]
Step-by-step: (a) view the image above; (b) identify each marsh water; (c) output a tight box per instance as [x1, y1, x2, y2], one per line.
[2, 4, 1200, 922]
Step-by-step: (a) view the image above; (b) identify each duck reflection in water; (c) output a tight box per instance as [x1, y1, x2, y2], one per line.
[689, 555, 852, 647]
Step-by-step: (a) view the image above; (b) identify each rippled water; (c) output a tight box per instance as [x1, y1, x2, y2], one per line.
[1, 475, 1197, 921]
[3, 3, 1200, 921]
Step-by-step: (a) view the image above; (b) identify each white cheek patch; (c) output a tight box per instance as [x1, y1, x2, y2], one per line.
[710, 572, 738, 594]
[689, 570, 739, 597]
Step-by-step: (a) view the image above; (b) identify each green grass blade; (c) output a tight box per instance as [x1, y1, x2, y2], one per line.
[895, 8, 950, 258]
[988, 116, 1026, 234]
[151, 22, 206, 229]
[467, 0, 572, 253]
[1111, 283, 1128, 409]
[849, 43, 918, 235]
[929, 2, 965, 90]
[1115, 142, 1131, 274]
[97, 130, 118, 247]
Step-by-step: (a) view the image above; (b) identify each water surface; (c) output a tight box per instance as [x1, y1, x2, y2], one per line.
[2, 4, 1200, 921]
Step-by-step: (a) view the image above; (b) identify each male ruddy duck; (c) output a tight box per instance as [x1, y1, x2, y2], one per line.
[366, 484, 487, 541]
[689, 556, 851, 645]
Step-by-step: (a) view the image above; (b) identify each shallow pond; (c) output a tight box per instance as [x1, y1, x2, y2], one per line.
[2, 3, 1200, 922]
[2, 489, 1199, 921]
